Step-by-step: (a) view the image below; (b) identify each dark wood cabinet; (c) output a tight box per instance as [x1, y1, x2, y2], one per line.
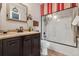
[0, 40, 2, 56]
[23, 36, 32, 56]
[0, 33, 40, 56]
[31, 34, 40, 56]
[23, 34, 40, 56]
[3, 37, 21, 56]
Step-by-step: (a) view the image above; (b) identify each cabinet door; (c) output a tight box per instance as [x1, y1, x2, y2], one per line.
[23, 36, 32, 56]
[0, 40, 2, 56]
[32, 34, 40, 56]
[3, 37, 21, 56]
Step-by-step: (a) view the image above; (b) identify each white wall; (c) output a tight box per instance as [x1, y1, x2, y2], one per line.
[0, 3, 41, 31]
[29, 3, 41, 32]
[23, 3, 41, 32]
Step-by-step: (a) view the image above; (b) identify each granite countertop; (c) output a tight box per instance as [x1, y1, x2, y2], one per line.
[0, 31, 40, 40]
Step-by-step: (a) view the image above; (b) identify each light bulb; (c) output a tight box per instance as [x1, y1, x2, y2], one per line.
[53, 15, 57, 19]
[47, 14, 52, 18]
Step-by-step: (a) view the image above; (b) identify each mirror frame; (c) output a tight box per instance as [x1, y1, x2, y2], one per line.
[6, 3, 28, 23]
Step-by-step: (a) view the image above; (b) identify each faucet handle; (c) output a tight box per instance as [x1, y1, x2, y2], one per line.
[20, 26, 23, 31]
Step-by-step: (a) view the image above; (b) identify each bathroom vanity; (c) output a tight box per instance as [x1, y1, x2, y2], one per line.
[0, 31, 40, 56]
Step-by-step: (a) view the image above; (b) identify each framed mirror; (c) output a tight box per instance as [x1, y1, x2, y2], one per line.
[6, 3, 28, 22]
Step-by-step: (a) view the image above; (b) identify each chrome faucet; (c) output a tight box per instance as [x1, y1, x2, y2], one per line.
[16, 26, 24, 32]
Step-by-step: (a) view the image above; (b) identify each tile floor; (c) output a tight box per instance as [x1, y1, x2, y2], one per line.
[48, 49, 65, 56]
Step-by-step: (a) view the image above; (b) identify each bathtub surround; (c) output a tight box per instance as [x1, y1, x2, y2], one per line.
[41, 4, 79, 55]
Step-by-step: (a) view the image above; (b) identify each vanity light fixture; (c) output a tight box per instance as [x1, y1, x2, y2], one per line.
[47, 14, 52, 18]
[53, 15, 61, 22]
